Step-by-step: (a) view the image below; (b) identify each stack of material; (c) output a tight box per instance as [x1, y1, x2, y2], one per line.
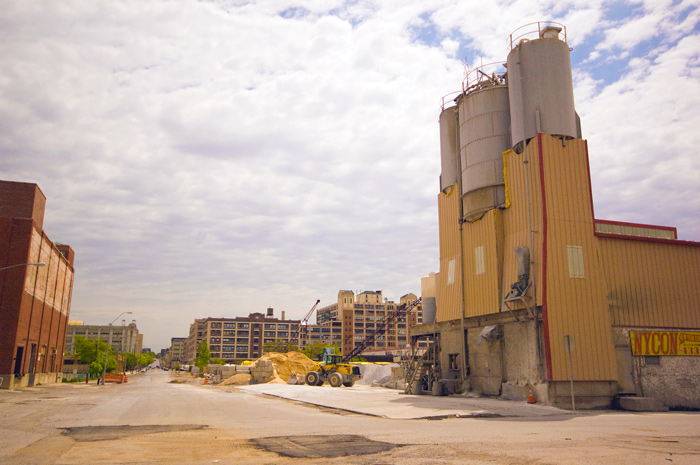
[258, 351, 318, 382]
[357, 363, 405, 390]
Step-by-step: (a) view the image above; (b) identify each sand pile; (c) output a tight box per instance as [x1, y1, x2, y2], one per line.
[257, 351, 319, 382]
[219, 373, 252, 386]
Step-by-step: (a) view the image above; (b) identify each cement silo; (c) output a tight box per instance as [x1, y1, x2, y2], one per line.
[507, 24, 577, 152]
[439, 105, 460, 193]
[456, 67, 510, 222]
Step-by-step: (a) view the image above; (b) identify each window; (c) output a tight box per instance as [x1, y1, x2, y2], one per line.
[475, 246, 485, 275]
[448, 259, 455, 284]
[567, 245, 585, 278]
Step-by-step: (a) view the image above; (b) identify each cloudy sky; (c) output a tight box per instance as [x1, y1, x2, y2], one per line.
[2, 1, 699, 351]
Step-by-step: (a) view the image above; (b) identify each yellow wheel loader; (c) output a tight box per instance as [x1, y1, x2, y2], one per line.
[304, 348, 361, 387]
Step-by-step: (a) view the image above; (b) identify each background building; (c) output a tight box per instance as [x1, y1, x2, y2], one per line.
[412, 23, 700, 409]
[167, 337, 186, 368]
[64, 321, 141, 355]
[300, 290, 424, 359]
[0, 181, 75, 389]
[184, 309, 300, 364]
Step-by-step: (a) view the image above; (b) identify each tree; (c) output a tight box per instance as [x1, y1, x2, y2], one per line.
[124, 353, 140, 372]
[301, 341, 341, 361]
[139, 352, 155, 367]
[194, 341, 211, 371]
[211, 358, 226, 365]
[73, 336, 113, 381]
[262, 339, 299, 354]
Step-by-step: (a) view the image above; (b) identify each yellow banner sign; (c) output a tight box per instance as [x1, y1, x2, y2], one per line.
[630, 331, 700, 356]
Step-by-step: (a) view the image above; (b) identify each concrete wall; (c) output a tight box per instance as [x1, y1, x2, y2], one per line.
[467, 327, 503, 395]
[613, 327, 700, 409]
[0, 372, 63, 390]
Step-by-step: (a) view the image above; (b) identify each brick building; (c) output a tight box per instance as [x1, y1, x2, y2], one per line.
[300, 290, 424, 358]
[184, 309, 300, 364]
[0, 181, 75, 389]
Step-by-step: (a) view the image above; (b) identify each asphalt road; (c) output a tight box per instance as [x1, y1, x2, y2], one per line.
[1, 369, 698, 464]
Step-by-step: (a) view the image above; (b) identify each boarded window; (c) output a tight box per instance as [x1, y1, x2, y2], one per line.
[447, 259, 455, 285]
[475, 246, 485, 275]
[567, 246, 585, 278]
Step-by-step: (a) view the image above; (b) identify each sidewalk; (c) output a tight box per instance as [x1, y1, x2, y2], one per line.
[236, 384, 570, 420]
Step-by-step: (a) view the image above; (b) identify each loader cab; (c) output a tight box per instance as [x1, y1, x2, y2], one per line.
[321, 347, 343, 366]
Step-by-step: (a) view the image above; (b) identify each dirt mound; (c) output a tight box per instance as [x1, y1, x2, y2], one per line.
[219, 373, 252, 386]
[258, 351, 319, 382]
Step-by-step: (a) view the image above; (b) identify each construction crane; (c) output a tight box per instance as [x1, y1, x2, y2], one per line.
[304, 298, 422, 387]
[293, 299, 320, 345]
[344, 298, 421, 361]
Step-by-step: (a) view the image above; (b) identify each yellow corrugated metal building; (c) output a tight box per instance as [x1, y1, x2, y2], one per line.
[418, 23, 700, 409]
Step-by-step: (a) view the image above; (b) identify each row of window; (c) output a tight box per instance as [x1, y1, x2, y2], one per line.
[208, 322, 296, 330]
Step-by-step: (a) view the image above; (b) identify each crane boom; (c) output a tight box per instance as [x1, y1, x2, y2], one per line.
[343, 298, 421, 362]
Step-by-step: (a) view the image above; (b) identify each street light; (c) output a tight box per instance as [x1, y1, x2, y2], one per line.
[101, 311, 133, 385]
[0, 262, 46, 272]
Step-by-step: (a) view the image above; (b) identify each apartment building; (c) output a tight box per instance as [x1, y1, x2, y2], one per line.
[184, 309, 300, 364]
[300, 290, 423, 357]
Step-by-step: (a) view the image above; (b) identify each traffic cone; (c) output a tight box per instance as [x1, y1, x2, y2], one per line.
[204, 377, 209, 384]
[528, 386, 536, 404]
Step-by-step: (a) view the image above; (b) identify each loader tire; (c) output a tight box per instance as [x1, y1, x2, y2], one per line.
[305, 371, 322, 386]
[328, 372, 343, 387]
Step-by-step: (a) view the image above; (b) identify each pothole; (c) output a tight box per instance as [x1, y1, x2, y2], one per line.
[60, 424, 208, 441]
[251, 434, 404, 458]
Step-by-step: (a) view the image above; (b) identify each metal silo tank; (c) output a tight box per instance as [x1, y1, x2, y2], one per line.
[457, 82, 510, 222]
[507, 24, 577, 152]
[439, 105, 460, 193]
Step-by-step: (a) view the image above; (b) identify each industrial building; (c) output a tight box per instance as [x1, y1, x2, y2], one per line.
[63, 321, 141, 355]
[0, 180, 75, 389]
[411, 23, 700, 409]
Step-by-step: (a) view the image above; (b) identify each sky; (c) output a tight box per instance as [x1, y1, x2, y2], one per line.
[2, 0, 699, 351]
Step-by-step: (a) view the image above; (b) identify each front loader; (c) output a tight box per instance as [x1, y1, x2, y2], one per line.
[304, 348, 361, 387]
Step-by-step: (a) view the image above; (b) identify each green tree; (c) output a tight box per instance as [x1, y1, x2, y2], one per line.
[194, 341, 211, 371]
[301, 342, 341, 361]
[124, 353, 140, 372]
[211, 358, 226, 365]
[139, 352, 155, 367]
[73, 336, 111, 381]
[262, 339, 299, 354]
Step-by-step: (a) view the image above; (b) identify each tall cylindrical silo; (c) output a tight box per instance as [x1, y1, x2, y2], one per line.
[457, 82, 510, 222]
[507, 26, 577, 152]
[439, 106, 460, 193]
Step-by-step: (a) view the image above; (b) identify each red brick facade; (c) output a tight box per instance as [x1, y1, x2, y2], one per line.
[0, 181, 74, 388]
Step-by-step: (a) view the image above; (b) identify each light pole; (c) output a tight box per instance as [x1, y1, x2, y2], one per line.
[100, 311, 133, 385]
[0, 262, 45, 272]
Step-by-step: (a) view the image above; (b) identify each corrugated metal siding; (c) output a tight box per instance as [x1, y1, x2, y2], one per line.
[436, 185, 462, 323]
[539, 135, 617, 382]
[600, 238, 700, 329]
[595, 221, 676, 240]
[462, 209, 503, 316]
[502, 146, 544, 310]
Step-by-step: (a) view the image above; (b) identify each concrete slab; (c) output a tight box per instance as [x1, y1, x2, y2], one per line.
[617, 396, 669, 412]
[236, 384, 570, 420]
